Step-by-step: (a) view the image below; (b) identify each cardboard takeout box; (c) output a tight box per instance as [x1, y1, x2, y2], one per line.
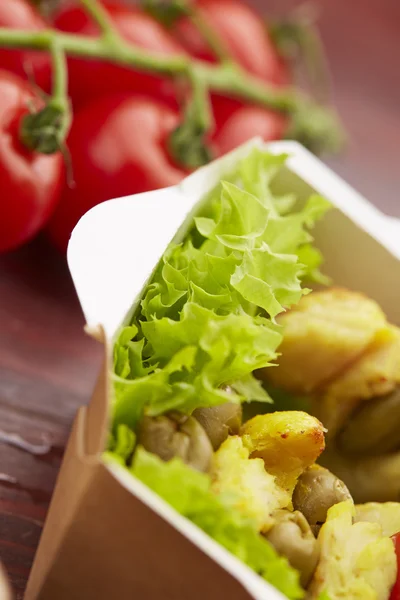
[25, 140, 400, 600]
[0, 564, 12, 600]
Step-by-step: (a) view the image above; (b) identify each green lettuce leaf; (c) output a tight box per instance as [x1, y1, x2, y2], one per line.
[105, 424, 136, 466]
[130, 447, 304, 600]
[113, 150, 330, 427]
[230, 373, 273, 403]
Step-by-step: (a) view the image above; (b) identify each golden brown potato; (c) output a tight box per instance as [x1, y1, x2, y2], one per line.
[314, 326, 400, 441]
[240, 411, 325, 495]
[260, 288, 388, 395]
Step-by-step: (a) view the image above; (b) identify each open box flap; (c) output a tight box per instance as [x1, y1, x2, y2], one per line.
[67, 138, 264, 339]
[68, 139, 400, 339]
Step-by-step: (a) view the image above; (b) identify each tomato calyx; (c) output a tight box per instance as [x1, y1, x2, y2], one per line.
[168, 64, 215, 169]
[19, 101, 71, 154]
[168, 120, 214, 169]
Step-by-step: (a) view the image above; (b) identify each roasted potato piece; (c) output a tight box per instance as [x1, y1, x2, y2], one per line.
[259, 288, 387, 395]
[293, 464, 352, 534]
[265, 509, 319, 587]
[240, 411, 325, 494]
[314, 326, 400, 441]
[308, 500, 397, 600]
[355, 502, 400, 538]
[211, 436, 290, 532]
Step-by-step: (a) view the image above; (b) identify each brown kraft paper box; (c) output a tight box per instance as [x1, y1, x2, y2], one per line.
[25, 140, 400, 600]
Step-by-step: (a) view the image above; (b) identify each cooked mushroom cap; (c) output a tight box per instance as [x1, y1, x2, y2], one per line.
[137, 411, 213, 472]
[292, 464, 352, 532]
[193, 402, 242, 450]
[265, 509, 319, 587]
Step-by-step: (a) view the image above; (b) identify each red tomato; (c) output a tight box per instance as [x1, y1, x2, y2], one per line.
[390, 533, 400, 600]
[0, 0, 50, 91]
[46, 95, 187, 253]
[0, 70, 64, 253]
[174, 0, 289, 85]
[51, 1, 187, 109]
[211, 95, 287, 155]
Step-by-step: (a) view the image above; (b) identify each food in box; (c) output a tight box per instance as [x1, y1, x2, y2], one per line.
[26, 139, 400, 600]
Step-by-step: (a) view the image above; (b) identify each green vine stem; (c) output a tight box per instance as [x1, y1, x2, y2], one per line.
[0, 0, 344, 157]
[187, 9, 232, 63]
[81, 0, 120, 42]
[269, 2, 332, 104]
[49, 40, 69, 107]
[142, 0, 232, 61]
[169, 66, 215, 168]
[20, 40, 71, 154]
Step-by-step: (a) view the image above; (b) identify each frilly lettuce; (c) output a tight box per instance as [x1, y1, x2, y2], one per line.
[112, 149, 330, 427]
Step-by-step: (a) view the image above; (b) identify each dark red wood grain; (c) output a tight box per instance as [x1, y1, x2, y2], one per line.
[0, 1, 399, 597]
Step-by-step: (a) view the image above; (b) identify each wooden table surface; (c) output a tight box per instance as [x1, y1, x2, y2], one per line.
[0, 0, 399, 598]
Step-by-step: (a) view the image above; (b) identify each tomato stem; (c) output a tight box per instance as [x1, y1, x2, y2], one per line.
[269, 3, 332, 104]
[188, 66, 214, 132]
[48, 40, 71, 139]
[20, 40, 71, 154]
[80, 0, 120, 44]
[49, 40, 68, 108]
[0, 28, 189, 75]
[188, 9, 232, 64]
[142, 0, 232, 63]
[168, 65, 215, 168]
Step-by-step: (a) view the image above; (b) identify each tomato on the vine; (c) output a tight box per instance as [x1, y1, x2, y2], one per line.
[0, 0, 51, 91]
[46, 95, 187, 253]
[50, 1, 187, 109]
[0, 70, 64, 253]
[211, 97, 287, 156]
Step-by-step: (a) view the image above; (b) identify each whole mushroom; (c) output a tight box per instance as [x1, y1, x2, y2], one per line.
[137, 411, 213, 472]
[193, 401, 242, 450]
[265, 509, 319, 587]
[292, 464, 352, 533]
